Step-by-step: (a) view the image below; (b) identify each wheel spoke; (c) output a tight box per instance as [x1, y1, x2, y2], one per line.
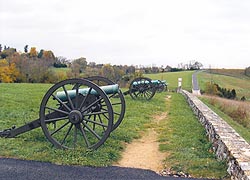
[101, 107, 121, 116]
[83, 117, 108, 128]
[111, 102, 122, 106]
[85, 110, 109, 116]
[81, 97, 103, 113]
[62, 85, 74, 109]
[74, 125, 77, 148]
[45, 106, 69, 115]
[82, 121, 102, 140]
[75, 83, 80, 109]
[79, 87, 93, 110]
[52, 94, 72, 112]
[61, 123, 73, 145]
[92, 114, 96, 130]
[108, 92, 117, 98]
[98, 114, 106, 131]
[77, 123, 90, 147]
[50, 121, 70, 136]
[45, 116, 68, 123]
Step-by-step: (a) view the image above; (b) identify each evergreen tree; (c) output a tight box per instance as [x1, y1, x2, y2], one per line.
[24, 45, 28, 53]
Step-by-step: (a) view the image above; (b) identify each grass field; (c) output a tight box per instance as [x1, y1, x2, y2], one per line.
[0, 79, 229, 179]
[198, 70, 250, 99]
[0, 83, 166, 166]
[207, 69, 249, 79]
[145, 71, 194, 91]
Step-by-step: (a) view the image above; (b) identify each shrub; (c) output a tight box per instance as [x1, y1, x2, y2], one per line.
[205, 81, 236, 99]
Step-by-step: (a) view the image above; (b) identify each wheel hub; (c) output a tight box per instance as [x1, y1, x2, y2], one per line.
[69, 110, 83, 124]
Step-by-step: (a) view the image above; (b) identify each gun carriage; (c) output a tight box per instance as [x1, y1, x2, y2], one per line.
[0, 77, 125, 150]
[0, 76, 167, 150]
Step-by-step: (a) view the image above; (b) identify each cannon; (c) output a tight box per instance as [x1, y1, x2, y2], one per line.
[123, 77, 167, 100]
[0, 77, 126, 150]
[152, 80, 168, 93]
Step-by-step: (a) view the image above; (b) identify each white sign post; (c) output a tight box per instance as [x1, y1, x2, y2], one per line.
[177, 78, 182, 92]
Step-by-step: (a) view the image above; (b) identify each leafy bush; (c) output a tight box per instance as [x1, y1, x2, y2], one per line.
[205, 81, 236, 99]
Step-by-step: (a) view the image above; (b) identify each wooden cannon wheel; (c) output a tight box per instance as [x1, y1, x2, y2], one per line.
[39, 78, 114, 150]
[129, 77, 156, 100]
[86, 76, 126, 131]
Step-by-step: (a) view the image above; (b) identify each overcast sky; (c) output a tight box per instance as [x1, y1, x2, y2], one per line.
[0, 0, 250, 68]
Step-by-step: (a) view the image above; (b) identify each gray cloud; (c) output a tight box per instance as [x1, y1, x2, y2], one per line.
[1, 0, 250, 68]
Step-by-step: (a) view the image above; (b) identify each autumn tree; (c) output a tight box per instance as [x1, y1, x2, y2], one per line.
[100, 64, 116, 81]
[0, 59, 20, 82]
[42, 50, 55, 60]
[205, 81, 219, 95]
[29, 47, 37, 58]
[0, 48, 16, 59]
[70, 57, 87, 77]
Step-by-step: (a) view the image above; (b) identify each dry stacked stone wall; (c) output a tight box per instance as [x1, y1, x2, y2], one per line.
[181, 90, 250, 180]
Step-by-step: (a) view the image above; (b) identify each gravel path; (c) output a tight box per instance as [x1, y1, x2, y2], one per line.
[0, 158, 206, 180]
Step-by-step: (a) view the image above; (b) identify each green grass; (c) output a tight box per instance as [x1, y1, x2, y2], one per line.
[0, 81, 229, 178]
[198, 71, 250, 99]
[0, 83, 166, 166]
[157, 93, 228, 179]
[145, 71, 194, 91]
[207, 69, 249, 79]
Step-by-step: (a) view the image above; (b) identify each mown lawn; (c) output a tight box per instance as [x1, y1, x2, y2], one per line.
[145, 71, 194, 91]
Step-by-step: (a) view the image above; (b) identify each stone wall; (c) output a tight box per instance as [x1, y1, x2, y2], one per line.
[181, 90, 250, 180]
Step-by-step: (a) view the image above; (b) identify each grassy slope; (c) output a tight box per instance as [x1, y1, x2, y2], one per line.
[207, 69, 248, 79]
[198, 70, 250, 99]
[145, 71, 194, 91]
[197, 70, 250, 146]
[200, 97, 250, 143]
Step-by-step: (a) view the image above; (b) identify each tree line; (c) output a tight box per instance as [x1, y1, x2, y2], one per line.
[0, 44, 204, 84]
[0, 45, 138, 84]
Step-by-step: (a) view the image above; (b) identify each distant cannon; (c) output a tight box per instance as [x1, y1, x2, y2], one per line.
[123, 77, 168, 100]
[152, 80, 168, 93]
[0, 77, 126, 150]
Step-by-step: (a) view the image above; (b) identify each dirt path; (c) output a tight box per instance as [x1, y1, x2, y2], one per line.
[114, 112, 168, 173]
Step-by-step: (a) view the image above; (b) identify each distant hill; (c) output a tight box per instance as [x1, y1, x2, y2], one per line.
[205, 69, 249, 79]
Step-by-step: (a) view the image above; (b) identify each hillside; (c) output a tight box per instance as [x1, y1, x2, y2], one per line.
[206, 69, 249, 79]
[198, 70, 250, 99]
[145, 71, 194, 91]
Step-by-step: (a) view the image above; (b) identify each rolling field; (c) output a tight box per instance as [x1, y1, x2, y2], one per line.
[198, 70, 250, 99]
[0, 75, 229, 178]
[0, 83, 166, 165]
[145, 71, 194, 91]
